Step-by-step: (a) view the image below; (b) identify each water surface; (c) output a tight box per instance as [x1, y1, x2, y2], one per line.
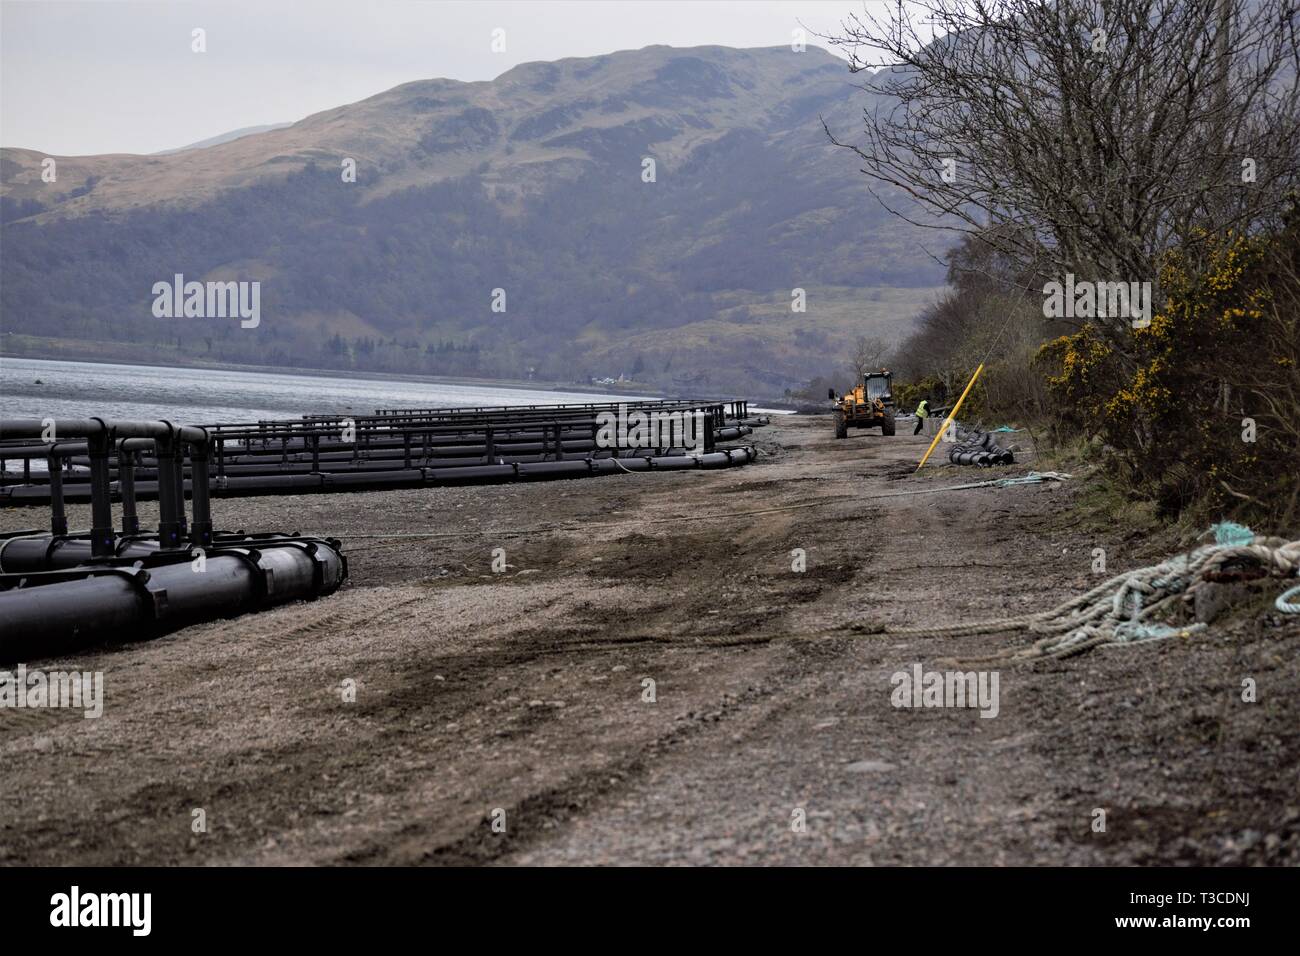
[0, 357, 652, 424]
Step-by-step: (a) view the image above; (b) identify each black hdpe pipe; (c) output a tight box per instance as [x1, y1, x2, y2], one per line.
[50, 423, 751, 475]
[0, 536, 347, 662]
[949, 446, 1014, 466]
[3, 404, 757, 494]
[52, 435, 750, 480]
[1, 446, 760, 503]
[0, 532, 161, 571]
[0, 418, 213, 553]
[710, 426, 753, 442]
[946, 427, 1015, 467]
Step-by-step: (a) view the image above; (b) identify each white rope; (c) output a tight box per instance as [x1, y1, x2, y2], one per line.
[896, 536, 1300, 665]
[866, 470, 1072, 499]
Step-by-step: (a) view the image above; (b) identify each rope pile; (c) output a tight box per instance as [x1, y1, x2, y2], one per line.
[874, 529, 1300, 666]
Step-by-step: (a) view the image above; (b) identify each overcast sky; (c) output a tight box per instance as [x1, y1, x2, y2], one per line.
[0, 0, 916, 156]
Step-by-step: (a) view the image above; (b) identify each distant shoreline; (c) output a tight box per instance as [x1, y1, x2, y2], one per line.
[1, 349, 670, 401]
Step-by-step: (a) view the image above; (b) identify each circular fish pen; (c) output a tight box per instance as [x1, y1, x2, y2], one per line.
[1, 399, 762, 503]
[0, 400, 762, 659]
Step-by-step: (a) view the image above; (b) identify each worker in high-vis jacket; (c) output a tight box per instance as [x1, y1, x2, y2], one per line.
[913, 399, 929, 436]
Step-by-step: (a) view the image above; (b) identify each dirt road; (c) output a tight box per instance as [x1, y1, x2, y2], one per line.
[2, 416, 1297, 865]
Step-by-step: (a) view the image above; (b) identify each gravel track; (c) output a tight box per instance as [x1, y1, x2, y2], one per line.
[1, 416, 1296, 865]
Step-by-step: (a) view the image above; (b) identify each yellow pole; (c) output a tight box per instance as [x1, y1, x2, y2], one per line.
[915, 363, 984, 472]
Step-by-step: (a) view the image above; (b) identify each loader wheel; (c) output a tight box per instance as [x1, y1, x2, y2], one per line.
[834, 410, 847, 439]
[881, 410, 896, 436]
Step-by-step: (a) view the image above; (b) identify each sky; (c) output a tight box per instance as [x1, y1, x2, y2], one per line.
[0, 0, 917, 156]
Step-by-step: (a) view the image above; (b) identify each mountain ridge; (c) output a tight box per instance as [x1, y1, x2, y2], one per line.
[153, 124, 295, 156]
[0, 44, 945, 396]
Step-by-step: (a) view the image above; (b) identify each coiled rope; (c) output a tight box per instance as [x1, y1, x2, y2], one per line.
[873, 531, 1300, 666]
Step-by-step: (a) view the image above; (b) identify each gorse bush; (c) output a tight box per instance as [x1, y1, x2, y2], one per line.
[1038, 218, 1300, 524]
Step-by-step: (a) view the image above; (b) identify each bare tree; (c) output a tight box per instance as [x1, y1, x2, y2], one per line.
[850, 334, 892, 379]
[822, 0, 1300, 341]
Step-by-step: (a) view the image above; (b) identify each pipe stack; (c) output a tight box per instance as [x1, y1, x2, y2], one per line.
[948, 428, 1015, 467]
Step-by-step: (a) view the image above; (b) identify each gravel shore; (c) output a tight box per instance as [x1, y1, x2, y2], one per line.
[2, 416, 1296, 865]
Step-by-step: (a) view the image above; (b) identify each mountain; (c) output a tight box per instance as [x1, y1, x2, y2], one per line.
[153, 124, 295, 156]
[0, 45, 945, 397]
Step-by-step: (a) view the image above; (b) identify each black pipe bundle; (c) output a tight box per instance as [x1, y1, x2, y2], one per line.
[0, 417, 349, 661]
[948, 428, 1015, 467]
[0, 406, 766, 659]
[1, 400, 760, 504]
[0, 531, 347, 662]
[0, 446, 760, 503]
[369, 397, 753, 420]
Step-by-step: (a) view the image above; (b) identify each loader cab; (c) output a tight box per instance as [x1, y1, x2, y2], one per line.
[864, 371, 893, 406]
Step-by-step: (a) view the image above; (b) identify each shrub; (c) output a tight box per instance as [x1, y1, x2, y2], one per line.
[1038, 220, 1300, 524]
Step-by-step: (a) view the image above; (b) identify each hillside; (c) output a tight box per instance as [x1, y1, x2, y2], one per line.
[0, 45, 946, 397]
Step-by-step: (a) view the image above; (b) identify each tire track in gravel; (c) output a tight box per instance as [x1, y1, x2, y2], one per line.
[4, 416, 1296, 865]
[348, 665, 800, 865]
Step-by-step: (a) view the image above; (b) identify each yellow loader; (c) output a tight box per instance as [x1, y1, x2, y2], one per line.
[828, 370, 897, 439]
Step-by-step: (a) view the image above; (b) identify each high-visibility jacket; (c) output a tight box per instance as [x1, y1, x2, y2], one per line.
[916, 400, 929, 419]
